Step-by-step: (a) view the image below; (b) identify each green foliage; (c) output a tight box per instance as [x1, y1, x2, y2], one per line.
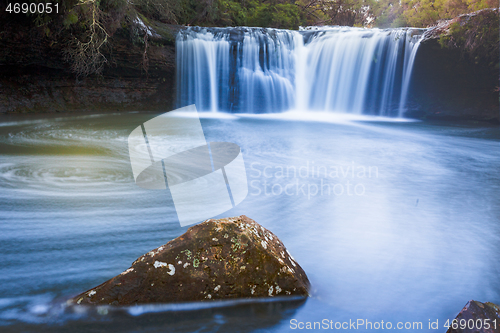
[246, 3, 301, 29]
[400, 0, 499, 27]
[11, 0, 500, 31]
[438, 9, 499, 69]
[100, 0, 129, 10]
[273, 4, 302, 28]
[218, 1, 247, 26]
[63, 11, 79, 27]
[295, 0, 376, 27]
[371, 0, 407, 27]
[133, 0, 180, 23]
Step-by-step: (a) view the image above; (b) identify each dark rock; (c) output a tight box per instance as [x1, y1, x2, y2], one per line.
[446, 300, 500, 333]
[0, 14, 178, 113]
[406, 9, 499, 123]
[71, 215, 310, 305]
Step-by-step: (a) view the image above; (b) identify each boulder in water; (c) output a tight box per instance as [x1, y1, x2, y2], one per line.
[70, 215, 310, 305]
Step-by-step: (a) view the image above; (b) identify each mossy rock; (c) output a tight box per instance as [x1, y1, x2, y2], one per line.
[70, 216, 310, 305]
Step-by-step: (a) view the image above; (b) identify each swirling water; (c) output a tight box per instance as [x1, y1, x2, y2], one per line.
[0, 112, 499, 332]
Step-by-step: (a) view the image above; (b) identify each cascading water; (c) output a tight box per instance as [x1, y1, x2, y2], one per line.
[398, 31, 424, 117]
[176, 26, 425, 117]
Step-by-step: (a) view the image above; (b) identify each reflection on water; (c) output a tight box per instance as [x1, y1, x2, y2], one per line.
[0, 112, 499, 332]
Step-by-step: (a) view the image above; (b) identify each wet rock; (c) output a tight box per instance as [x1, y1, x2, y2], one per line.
[446, 300, 500, 333]
[71, 215, 310, 305]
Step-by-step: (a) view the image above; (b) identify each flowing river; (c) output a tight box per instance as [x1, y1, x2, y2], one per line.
[0, 111, 499, 332]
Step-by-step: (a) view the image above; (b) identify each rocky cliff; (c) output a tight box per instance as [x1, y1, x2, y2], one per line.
[406, 9, 499, 123]
[0, 9, 179, 113]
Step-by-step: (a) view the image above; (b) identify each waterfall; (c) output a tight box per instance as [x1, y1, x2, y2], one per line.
[398, 30, 424, 117]
[176, 26, 424, 117]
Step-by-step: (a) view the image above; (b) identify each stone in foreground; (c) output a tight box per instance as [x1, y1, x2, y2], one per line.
[71, 215, 310, 305]
[446, 300, 500, 333]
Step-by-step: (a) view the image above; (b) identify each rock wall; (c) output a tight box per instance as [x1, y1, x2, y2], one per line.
[0, 19, 178, 113]
[406, 39, 499, 122]
[405, 9, 499, 123]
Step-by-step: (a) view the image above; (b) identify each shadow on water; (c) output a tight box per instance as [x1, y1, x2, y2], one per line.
[2, 297, 307, 333]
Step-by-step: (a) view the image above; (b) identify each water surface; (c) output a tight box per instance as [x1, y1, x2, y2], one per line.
[0, 112, 499, 332]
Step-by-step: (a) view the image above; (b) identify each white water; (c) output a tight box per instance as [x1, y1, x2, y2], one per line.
[176, 26, 425, 116]
[399, 31, 424, 117]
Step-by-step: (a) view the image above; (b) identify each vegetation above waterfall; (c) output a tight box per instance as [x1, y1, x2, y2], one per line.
[2, 0, 498, 77]
[436, 9, 499, 72]
[5, 0, 498, 30]
[113, 0, 498, 28]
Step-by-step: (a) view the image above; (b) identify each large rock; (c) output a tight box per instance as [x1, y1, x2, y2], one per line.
[446, 300, 500, 333]
[71, 215, 310, 305]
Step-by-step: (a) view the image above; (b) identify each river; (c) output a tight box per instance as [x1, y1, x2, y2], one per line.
[0, 111, 498, 332]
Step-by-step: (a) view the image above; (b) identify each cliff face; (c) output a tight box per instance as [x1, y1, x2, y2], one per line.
[408, 39, 499, 122]
[0, 16, 179, 113]
[406, 9, 499, 122]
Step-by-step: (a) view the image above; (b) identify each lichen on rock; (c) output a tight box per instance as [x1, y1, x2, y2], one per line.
[70, 215, 310, 305]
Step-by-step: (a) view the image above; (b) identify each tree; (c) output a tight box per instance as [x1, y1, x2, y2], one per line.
[371, 0, 407, 27]
[296, 0, 376, 26]
[64, 0, 110, 76]
[400, 0, 499, 27]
